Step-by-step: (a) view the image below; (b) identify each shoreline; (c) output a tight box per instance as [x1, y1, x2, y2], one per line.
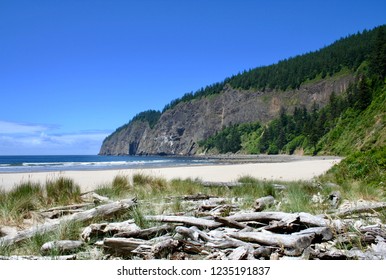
[0, 156, 342, 192]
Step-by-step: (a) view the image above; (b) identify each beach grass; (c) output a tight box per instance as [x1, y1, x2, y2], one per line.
[0, 181, 44, 225]
[45, 177, 82, 205]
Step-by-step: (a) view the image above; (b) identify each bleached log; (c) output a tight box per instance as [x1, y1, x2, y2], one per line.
[263, 216, 300, 233]
[81, 220, 140, 242]
[229, 231, 314, 251]
[103, 237, 149, 255]
[175, 226, 213, 242]
[151, 237, 180, 259]
[39, 203, 95, 219]
[292, 227, 333, 241]
[254, 196, 275, 211]
[115, 224, 174, 239]
[175, 226, 200, 241]
[229, 211, 330, 228]
[40, 203, 94, 213]
[180, 193, 218, 201]
[333, 202, 386, 217]
[41, 240, 84, 255]
[213, 216, 248, 229]
[0, 255, 76, 260]
[91, 193, 112, 203]
[227, 246, 253, 260]
[0, 198, 137, 246]
[201, 181, 243, 188]
[210, 204, 239, 215]
[207, 236, 256, 249]
[145, 215, 222, 229]
[0, 226, 18, 238]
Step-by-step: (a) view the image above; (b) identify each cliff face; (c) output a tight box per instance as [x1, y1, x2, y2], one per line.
[99, 74, 353, 156]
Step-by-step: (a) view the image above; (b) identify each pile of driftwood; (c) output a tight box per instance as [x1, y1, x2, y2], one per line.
[1, 192, 386, 260]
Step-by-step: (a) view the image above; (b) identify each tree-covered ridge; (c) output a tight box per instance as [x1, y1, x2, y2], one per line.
[199, 72, 383, 155]
[103, 110, 161, 143]
[163, 25, 385, 112]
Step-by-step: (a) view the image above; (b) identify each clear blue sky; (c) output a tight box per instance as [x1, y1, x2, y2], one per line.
[0, 0, 385, 155]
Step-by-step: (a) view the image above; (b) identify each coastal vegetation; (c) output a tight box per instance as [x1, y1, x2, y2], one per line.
[198, 25, 385, 188]
[1, 173, 385, 259]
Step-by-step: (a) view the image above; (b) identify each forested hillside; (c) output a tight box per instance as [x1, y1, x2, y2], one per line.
[198, 25, 385, 185]
[101, 25, 385, 186]
[163, 26, 384, 112]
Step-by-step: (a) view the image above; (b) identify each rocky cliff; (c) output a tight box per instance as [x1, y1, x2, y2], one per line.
[99, 74, 353, 156]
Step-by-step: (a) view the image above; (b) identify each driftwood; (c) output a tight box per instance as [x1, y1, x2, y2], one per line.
[103, 237, 148, 256]
[117, 224, 174, 239]
[254, 196, 275, 211]
[0, 198, 137, 246]
[229, 211, 331, 228]
[145, 215, 222, 229]
[39, 202, 95, 219]
[180, 193, 218, 201]
[40, 203, 94, 213]
[2, 182, 386, 260]
[213, 216, 248, 230]
[152, 237, 180, 258]
[229, 231, 315, 252]
[201, 181, 243, 188]
[333, 202, 386, 217]
[227, 245, 254, 260]
[41, 240, 84, 255]
[81, 220, 140, 242]
[0, 255, 76, 260]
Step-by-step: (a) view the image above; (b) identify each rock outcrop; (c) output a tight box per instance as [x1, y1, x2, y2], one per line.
[99, 74, 353, 156]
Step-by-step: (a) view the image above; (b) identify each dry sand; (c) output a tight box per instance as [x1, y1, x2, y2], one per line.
[0, 157, 341, 192]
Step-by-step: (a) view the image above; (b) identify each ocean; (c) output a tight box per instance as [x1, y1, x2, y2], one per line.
[0, 155, 216, 173]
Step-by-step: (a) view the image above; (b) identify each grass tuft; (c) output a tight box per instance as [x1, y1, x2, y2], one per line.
[45, 177, 81, 205]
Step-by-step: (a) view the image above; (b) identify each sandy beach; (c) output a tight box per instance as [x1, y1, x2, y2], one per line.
[0, 157, 341, 192]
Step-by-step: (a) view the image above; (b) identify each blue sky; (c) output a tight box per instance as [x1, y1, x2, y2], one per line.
[0, 0, 385, 155]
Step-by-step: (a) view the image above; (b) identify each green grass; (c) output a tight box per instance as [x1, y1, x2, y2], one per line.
[0, 181, 44, 225]
[45, 177, 82, 206]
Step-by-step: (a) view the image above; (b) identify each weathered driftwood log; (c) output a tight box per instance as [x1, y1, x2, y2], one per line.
[254, 196, 275, 211]
[81, 192, 112, 203]
[229, 211, 330, 228]
[81, 220, 141, 242]
[144, 215, 222, 229]
[0, 255, 76, 260]
[40, 202, 94, 213]
[175, 226, 200, 241]
[227, 245, 254, 260]
[180, 193, 218, 201]
[0, 198, 137, 246]
[41, 240, 84, 255]
[229, 231, 314, 251]
[176, 226, 214, 242]
[39, 202, 95, 219]
[115, 224, 174, 239]
[0, 226, 18, 238]
[292, 227, 333, 242]
[210, 204, 239, 215]
[333, 202, 386, 217]
[263, 216, 300, 233]
[152, 237, 180, 259]
[201, 181, 243, 188]
[103, 237, 149, 255]
[213, 216, 248, 230]
[206, 236, 256, 249]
